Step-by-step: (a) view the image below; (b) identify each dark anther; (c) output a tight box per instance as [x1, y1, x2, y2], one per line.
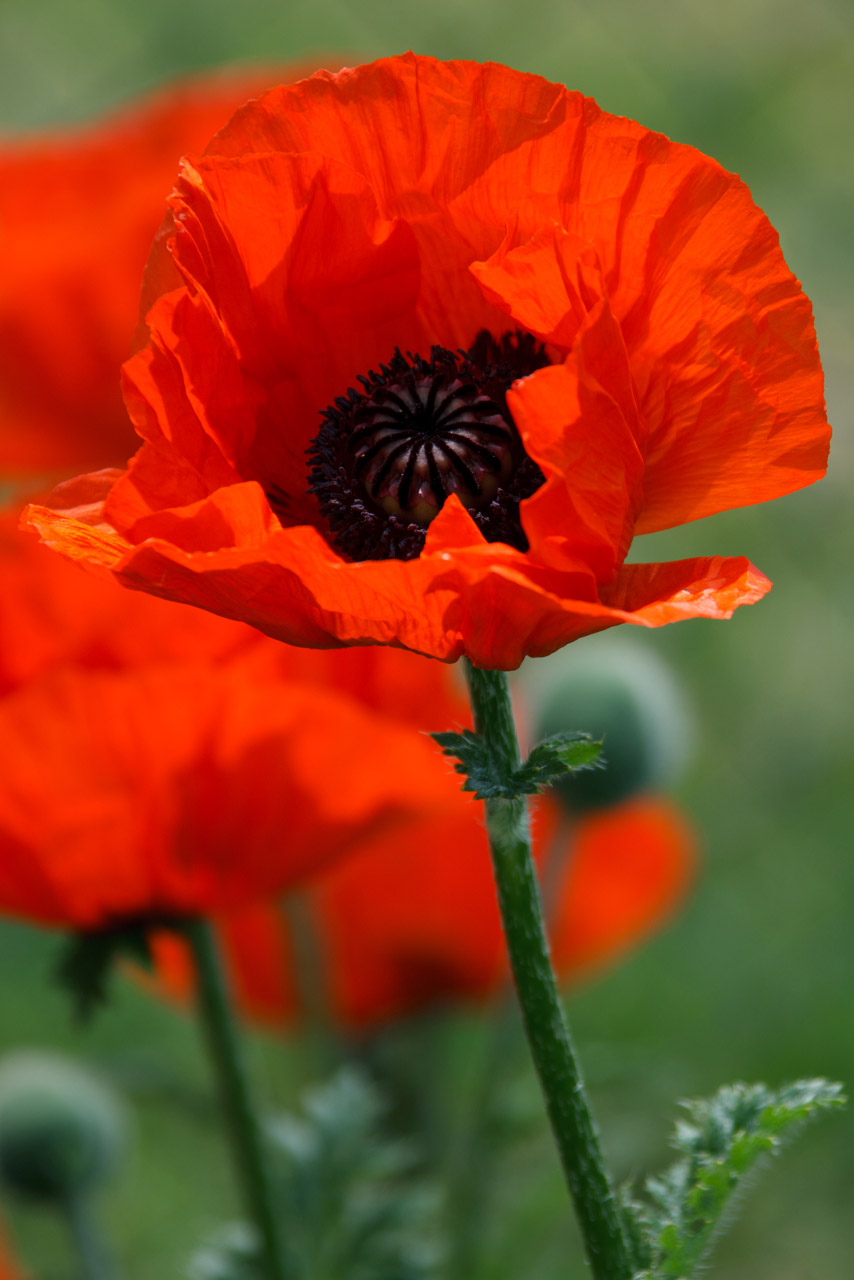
[304, 330, 550, 562]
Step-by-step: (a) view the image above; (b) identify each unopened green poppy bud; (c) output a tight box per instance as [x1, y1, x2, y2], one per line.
[0, 1052, 126, 1202]
[525, 641, 694, 813]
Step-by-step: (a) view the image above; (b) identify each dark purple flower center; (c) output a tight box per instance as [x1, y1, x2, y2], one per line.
[301, 330, 549, 562]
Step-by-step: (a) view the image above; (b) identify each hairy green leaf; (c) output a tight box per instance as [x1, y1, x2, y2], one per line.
[431, 728, 603, 800]
[516, 732, 604, 790]
[628, 1079, 844, 1279]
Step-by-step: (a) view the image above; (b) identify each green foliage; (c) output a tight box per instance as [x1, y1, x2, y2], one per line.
[188, 1069, 444, 1280]
[55, 924, 157, 1022]
[432, 728, 603, 800]
[624, 1079, 845, 1279]
[190, 1225, 263, 1280]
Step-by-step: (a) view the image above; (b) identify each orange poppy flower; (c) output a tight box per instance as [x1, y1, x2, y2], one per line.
[28, 54, 828, 668]
[152, 793, 695, 1028]
[0, 62, 325, 479]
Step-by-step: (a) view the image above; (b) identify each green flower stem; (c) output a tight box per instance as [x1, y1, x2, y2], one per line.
[463, 661, 633, 1280]
[63, 1192, 119, 1280]
[184, 917, 288, 1280]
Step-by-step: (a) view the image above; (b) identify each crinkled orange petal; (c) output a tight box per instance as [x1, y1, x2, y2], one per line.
[508, 300, 645, 578]
[207, 55, 828, 525]
[0, 660, 457, 929]
[170, 152, 421, 382]
[550, 796, 697, 974]
[601, 555, 771, 623]
[471, 222, 604, 353]
[25, 489, 772, 668]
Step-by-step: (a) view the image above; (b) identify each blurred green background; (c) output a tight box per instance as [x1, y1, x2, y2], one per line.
[0, 0, 851, 1276]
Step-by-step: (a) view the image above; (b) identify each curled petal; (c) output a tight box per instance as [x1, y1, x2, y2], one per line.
[25, 490, 771, 669]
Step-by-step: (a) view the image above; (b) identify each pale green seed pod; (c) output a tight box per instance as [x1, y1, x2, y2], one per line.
[523, 640, 694, 813]
[0, 1051, 127, 1202]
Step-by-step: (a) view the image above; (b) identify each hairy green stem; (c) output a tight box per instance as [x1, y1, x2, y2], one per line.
[185, 917, 288, 1280]
[463, 661, 633, 1280]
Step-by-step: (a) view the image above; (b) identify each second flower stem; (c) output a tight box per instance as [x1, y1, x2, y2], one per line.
[463, 661, 634, 1280]
[184, 917, 288, 1280]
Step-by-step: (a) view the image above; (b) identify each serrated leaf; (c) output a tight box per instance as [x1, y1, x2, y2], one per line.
[633, 1079, 844, 1278]
[430, 729, 500, 798]
[515, 732, 604, 790]
[432, 729, 604, 800]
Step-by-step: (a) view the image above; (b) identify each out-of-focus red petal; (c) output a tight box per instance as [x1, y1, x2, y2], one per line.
[149, 914, 301, 1026]
[0, 659, 457, 929]
[150, 790, 696, 1028]
[0, 514, 252, 695]
[550, 796, 697, 974]
[0, 63, 326, 477]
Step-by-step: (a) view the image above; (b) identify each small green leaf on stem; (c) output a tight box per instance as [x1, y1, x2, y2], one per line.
[517, 732, 605, 790]
[431, 728, 603, 800]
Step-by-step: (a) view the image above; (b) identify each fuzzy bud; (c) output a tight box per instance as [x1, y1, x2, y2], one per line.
[526, 641, 694, 812]
[0, 1052, 126, 1202]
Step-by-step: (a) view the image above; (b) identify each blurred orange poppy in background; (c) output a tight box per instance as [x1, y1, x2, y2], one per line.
[28, 53, 829, 668]
[0, 514, 253, 696]
[0, 520, 463, 930]
[0, 62, 325, 480]
[0, 653, 458, 930]
[153, 793, 695, 1028]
